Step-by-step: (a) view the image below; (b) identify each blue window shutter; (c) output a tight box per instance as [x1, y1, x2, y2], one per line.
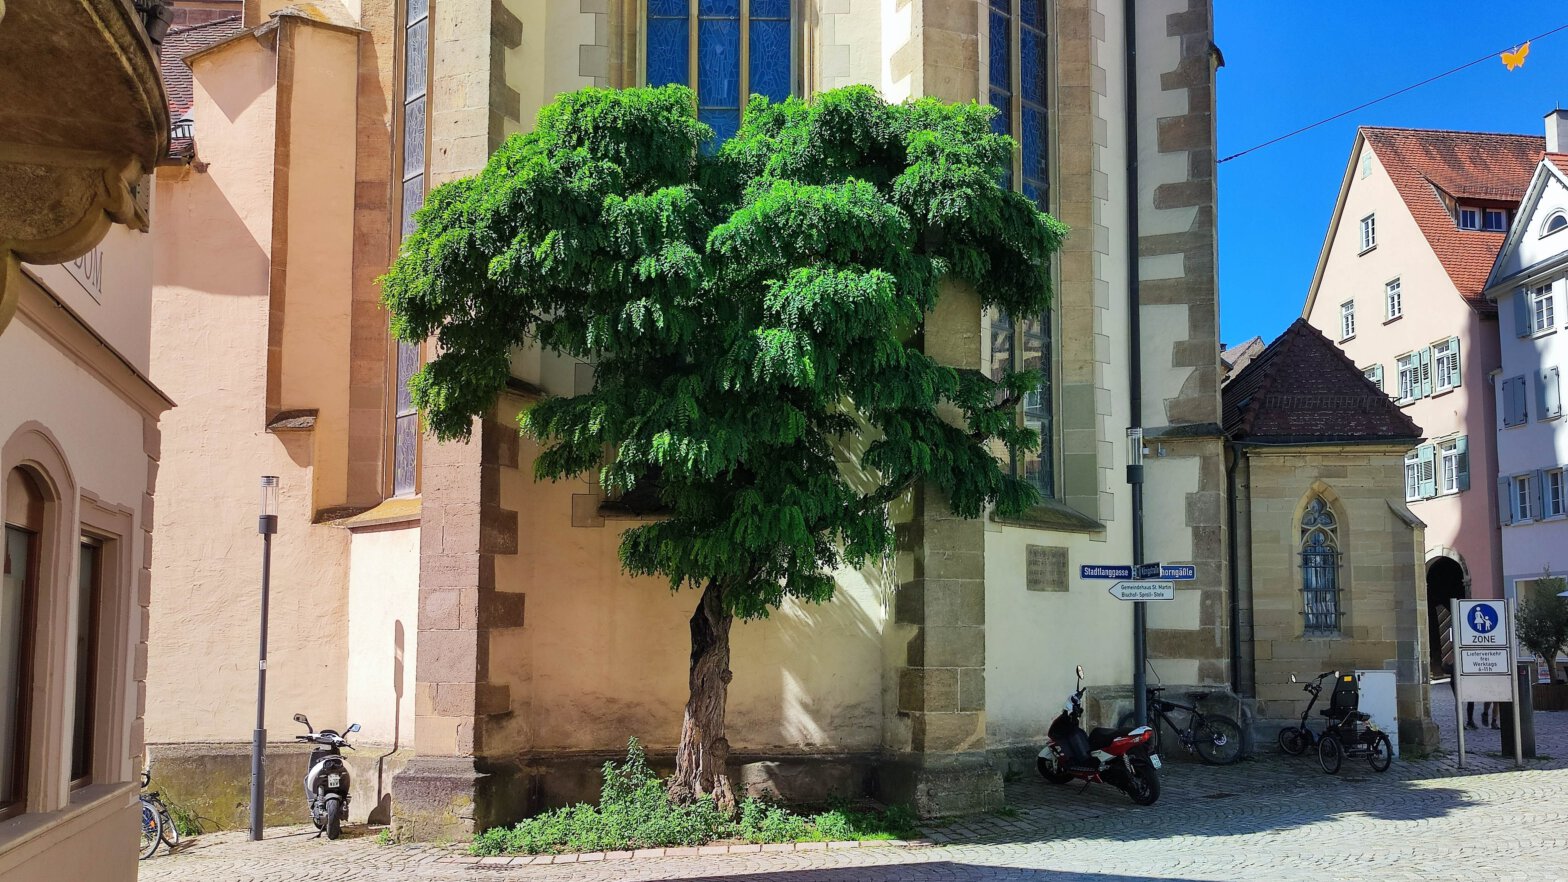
[1535, 471, 1547, 520]
[1456, 436, 1470, 491]
[1517, 289, 1532, 336]
[1538, 369, 1550, 419]
[1520, 373, 1532, 422]
[1500, 477, 1514, 525]
[1371, 364, 1384, 390]
[1417, 444, 1437, 498]
[1418, 347, 1433, 398]
[1550, 367, 1563, 418]
[1450, 336, 1462, 386]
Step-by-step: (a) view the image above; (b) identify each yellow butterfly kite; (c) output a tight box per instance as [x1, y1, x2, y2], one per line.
[1502, 42, 1530, 71]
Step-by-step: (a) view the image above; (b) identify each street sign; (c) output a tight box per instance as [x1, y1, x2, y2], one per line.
[1457, 601, 1506, 648]
[1459, 648, 1510, 675]
[1080, 564, 1132, 580]
[1161, 565, 1197, 581]
[1133, 562, 1162, 579]
[1108, 581, 1175, 601]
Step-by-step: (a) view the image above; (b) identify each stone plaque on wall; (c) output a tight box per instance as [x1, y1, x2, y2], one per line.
[1026, 545, 1068, 592]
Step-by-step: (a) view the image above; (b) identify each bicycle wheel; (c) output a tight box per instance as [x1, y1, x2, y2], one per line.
[1194, 715, 1244, 765]
[1277, 725, 1307, 756]
[159, 805, 181, 847]
[139, 800, 162, 860]
[1367, 732, 1393, 772]
[1318, 734, 1343, 774]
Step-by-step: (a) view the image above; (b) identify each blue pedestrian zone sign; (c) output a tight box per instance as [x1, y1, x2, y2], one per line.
[1081, 564, 1197, 580]
[1469, 603, 1499, 634]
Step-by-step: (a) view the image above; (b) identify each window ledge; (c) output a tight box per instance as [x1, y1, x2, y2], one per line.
[1530, 328, 1558, 340]
[1359, 244, 1377, 256]
[1432, 386, 1457, 398]
[991, 498, 1105, 534]
[1383, 314, 1402, 325]
[1340, 334, 1356, 343]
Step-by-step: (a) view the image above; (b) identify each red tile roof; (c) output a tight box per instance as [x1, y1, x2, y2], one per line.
[1361, 127, 1544, 314]
[159, 15, 243, 119]
[1223, 319, 1422, 444]
[1547, 153, 1568, 178]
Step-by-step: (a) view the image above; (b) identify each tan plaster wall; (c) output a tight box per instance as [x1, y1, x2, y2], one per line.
[22, 222, 155, 374]
[346, 525, 420, 746]
[1243, 450, 1430, 727]
[147, 38, 352, 743]
[0, 790, 138, 882]
[483, 419, 887, 755]
[1306, 137, 1502, 600]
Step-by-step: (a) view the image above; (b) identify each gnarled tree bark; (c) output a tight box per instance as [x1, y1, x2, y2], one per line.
[667, 577, 737, 815]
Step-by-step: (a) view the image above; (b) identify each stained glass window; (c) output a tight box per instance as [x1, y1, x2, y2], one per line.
[645, 0, 794, 147]
[988, 2, 1053, 500]
[1300, 498, 1342, 634]
[392, 0, 430, 496]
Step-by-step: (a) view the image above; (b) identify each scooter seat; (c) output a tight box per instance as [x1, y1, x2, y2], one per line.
[1087, 727, 1126, 749]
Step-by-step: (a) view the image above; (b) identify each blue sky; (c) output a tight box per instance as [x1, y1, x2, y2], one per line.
[1216, 0, 1568, 346]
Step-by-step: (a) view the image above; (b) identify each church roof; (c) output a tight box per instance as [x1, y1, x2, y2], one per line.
[1223, 319, 1422, 444]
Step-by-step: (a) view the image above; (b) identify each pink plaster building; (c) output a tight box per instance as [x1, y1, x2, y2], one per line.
[1303, 126, 1542, 676]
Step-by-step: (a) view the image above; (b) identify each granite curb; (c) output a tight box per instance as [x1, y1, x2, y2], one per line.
[440, 838, 936, 866]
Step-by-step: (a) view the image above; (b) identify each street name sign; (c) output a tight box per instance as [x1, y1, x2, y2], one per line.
[1108, 581, 1175, 601]
[1081, 564, 1132, 580]
[1082, 564, 1197, 581]
[1133, 562, 1162, 579]
[1161, 565, 1196, 581]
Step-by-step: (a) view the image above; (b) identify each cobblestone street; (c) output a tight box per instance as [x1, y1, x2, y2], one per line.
[141, 694, 1568, 882]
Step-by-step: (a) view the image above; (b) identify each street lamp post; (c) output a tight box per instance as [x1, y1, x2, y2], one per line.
[250, 476, 279, 841]
[1127, 428, 1147, 726]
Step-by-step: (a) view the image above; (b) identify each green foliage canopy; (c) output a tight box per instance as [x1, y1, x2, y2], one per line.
[1517, 575, 1568, 680]
[382, 85, 1066, 619]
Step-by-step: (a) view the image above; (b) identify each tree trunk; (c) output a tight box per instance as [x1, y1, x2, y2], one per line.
[668, 578, 737, 815]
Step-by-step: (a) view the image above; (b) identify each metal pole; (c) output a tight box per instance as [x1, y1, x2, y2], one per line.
[251, 512, 277, 840]
[1510, 598, 1523, 768]
[1131, 470, 1147, 725]
[1453, 599, 1464, 768]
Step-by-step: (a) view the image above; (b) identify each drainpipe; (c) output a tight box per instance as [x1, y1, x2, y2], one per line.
[1226, 446, 1242, 695]
[1123, 0, 1147, 726]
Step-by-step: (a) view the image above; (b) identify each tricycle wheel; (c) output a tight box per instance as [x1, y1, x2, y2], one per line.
[1318, 733, 1343, 774]
[1367, 732, 1393, 772]
[1277, 726, 1307, 756]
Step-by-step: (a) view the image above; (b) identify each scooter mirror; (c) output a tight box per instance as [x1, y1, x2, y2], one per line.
[1075, 664, 1084, 682]
[1290, 674, 1297, 683]
[293, 713, 310, 728]
[348, 723, 361, 734]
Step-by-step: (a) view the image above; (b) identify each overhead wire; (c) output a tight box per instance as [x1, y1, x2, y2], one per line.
[1218, 21, 1568, 165]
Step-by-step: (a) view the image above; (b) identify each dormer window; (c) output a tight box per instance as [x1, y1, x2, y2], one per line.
[1459, 207, 1480, 230]
[1484, 209, 1508, 231]
[1544, 211, 1568, 237]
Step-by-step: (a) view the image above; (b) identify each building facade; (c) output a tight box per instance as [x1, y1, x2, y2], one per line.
[0, 2, 171, 880]
[144, 0, 1226, 837]
[1303, 126, 1543, 677]
[1223, 319, 1435, 748]
[1485, 112, 1568, 605]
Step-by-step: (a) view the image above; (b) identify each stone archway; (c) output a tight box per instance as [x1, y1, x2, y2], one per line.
[1426, 555, 1468, 679]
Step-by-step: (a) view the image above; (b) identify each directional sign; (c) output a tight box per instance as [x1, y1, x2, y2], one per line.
[1458, 601, 1507, 648]
[1081, 564, 1132, 580]
[1133, 562, 1162, 579]
[1161, 565, 1197, 581]
[1108, 581, 1175, 601]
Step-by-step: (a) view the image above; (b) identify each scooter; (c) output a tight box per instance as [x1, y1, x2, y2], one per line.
[1037, 666, 1162, 805]
[293, 713, 360, 840]
[1276, 670, 1337, 755]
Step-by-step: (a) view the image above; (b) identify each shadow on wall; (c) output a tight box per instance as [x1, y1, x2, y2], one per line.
[369, 618, 404, 825]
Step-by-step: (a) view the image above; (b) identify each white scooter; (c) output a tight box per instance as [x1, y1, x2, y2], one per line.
[292, 713, 360, 839]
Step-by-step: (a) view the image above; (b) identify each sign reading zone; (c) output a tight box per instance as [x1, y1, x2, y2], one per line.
[1458, 601, 1507, 648]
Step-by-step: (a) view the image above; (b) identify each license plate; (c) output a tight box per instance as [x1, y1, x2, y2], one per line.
[1149, 754, 1162, 769]
[327, 774, 342, 788]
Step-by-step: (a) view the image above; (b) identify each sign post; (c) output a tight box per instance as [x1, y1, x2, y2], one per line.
[1452, 599, 1521, 768]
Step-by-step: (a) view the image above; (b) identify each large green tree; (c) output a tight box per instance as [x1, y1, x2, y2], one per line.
[383, 85, 1065, 811]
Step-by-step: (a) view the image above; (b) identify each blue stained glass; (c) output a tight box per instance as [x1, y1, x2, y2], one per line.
[700, 108, 740, 146]
[648, 0, 688, 14]
[405, 17, 428, 98]
[1020, 27, 1044, 104]
[989, 11, 1010, 97]
[1022, 106, 1047, 206]
[698, 0, 738, 14]
[407, 0, 427, 25]
[749, 19, 791, 101]
[989, 91, 1010, 135]
[1021, 0, 1044, 29]
[647, 16, 690, 86]
[990, 0, 1008, 10]
[751, 0, 791, 16]
[698, 18, 740, 107]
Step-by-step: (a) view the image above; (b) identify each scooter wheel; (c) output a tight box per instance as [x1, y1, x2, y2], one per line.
[324, 795, 343, 840]
[1037, 757, 1074, 785]
[1125, 761, 1160, 806]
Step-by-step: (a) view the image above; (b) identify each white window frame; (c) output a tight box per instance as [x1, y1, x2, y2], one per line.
[1384, 278, 1402, 320]
[1359, 214, 1376, 252]
[1438, 439, 1461, 494]
[1404, 451, 1421, 501]
[1396, 353, 1419, 403]
[1340, 300, 1356, 341]
[1544, 211, 1568, 238]
[1547, 469, 1566, 518]
[1484, 208, 1508, 232]
[1432, 337, 1460, 392]
[1458, 206, 1480, 230]
[1363, 364, 1383, 391]
[1360, 152, 1372, 179]
[1532, 282, 1556, 334]
[1516, 474, 1535, 522]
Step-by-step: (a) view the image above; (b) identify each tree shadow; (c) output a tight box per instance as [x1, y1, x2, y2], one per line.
[668, 864, 1217, 882]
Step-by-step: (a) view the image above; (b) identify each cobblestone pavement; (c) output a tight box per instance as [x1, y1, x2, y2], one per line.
[142, 693, 1568, 882]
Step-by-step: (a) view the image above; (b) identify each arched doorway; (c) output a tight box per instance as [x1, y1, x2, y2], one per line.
[1426, 556, 1467, 678]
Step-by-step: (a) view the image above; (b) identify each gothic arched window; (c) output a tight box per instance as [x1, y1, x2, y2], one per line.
[646, 0, 795, 145]
[1300, 496, 1342, 634]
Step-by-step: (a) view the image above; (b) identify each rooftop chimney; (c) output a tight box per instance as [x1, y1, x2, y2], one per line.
[1547, 109, 1568, 153]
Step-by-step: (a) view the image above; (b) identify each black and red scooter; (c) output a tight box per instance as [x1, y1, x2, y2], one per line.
[1037, 665, 1162, 805]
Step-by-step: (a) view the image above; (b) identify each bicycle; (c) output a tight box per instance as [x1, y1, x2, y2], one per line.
[1119, 686, 1244, 765]
[138, 767, 180, 859]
